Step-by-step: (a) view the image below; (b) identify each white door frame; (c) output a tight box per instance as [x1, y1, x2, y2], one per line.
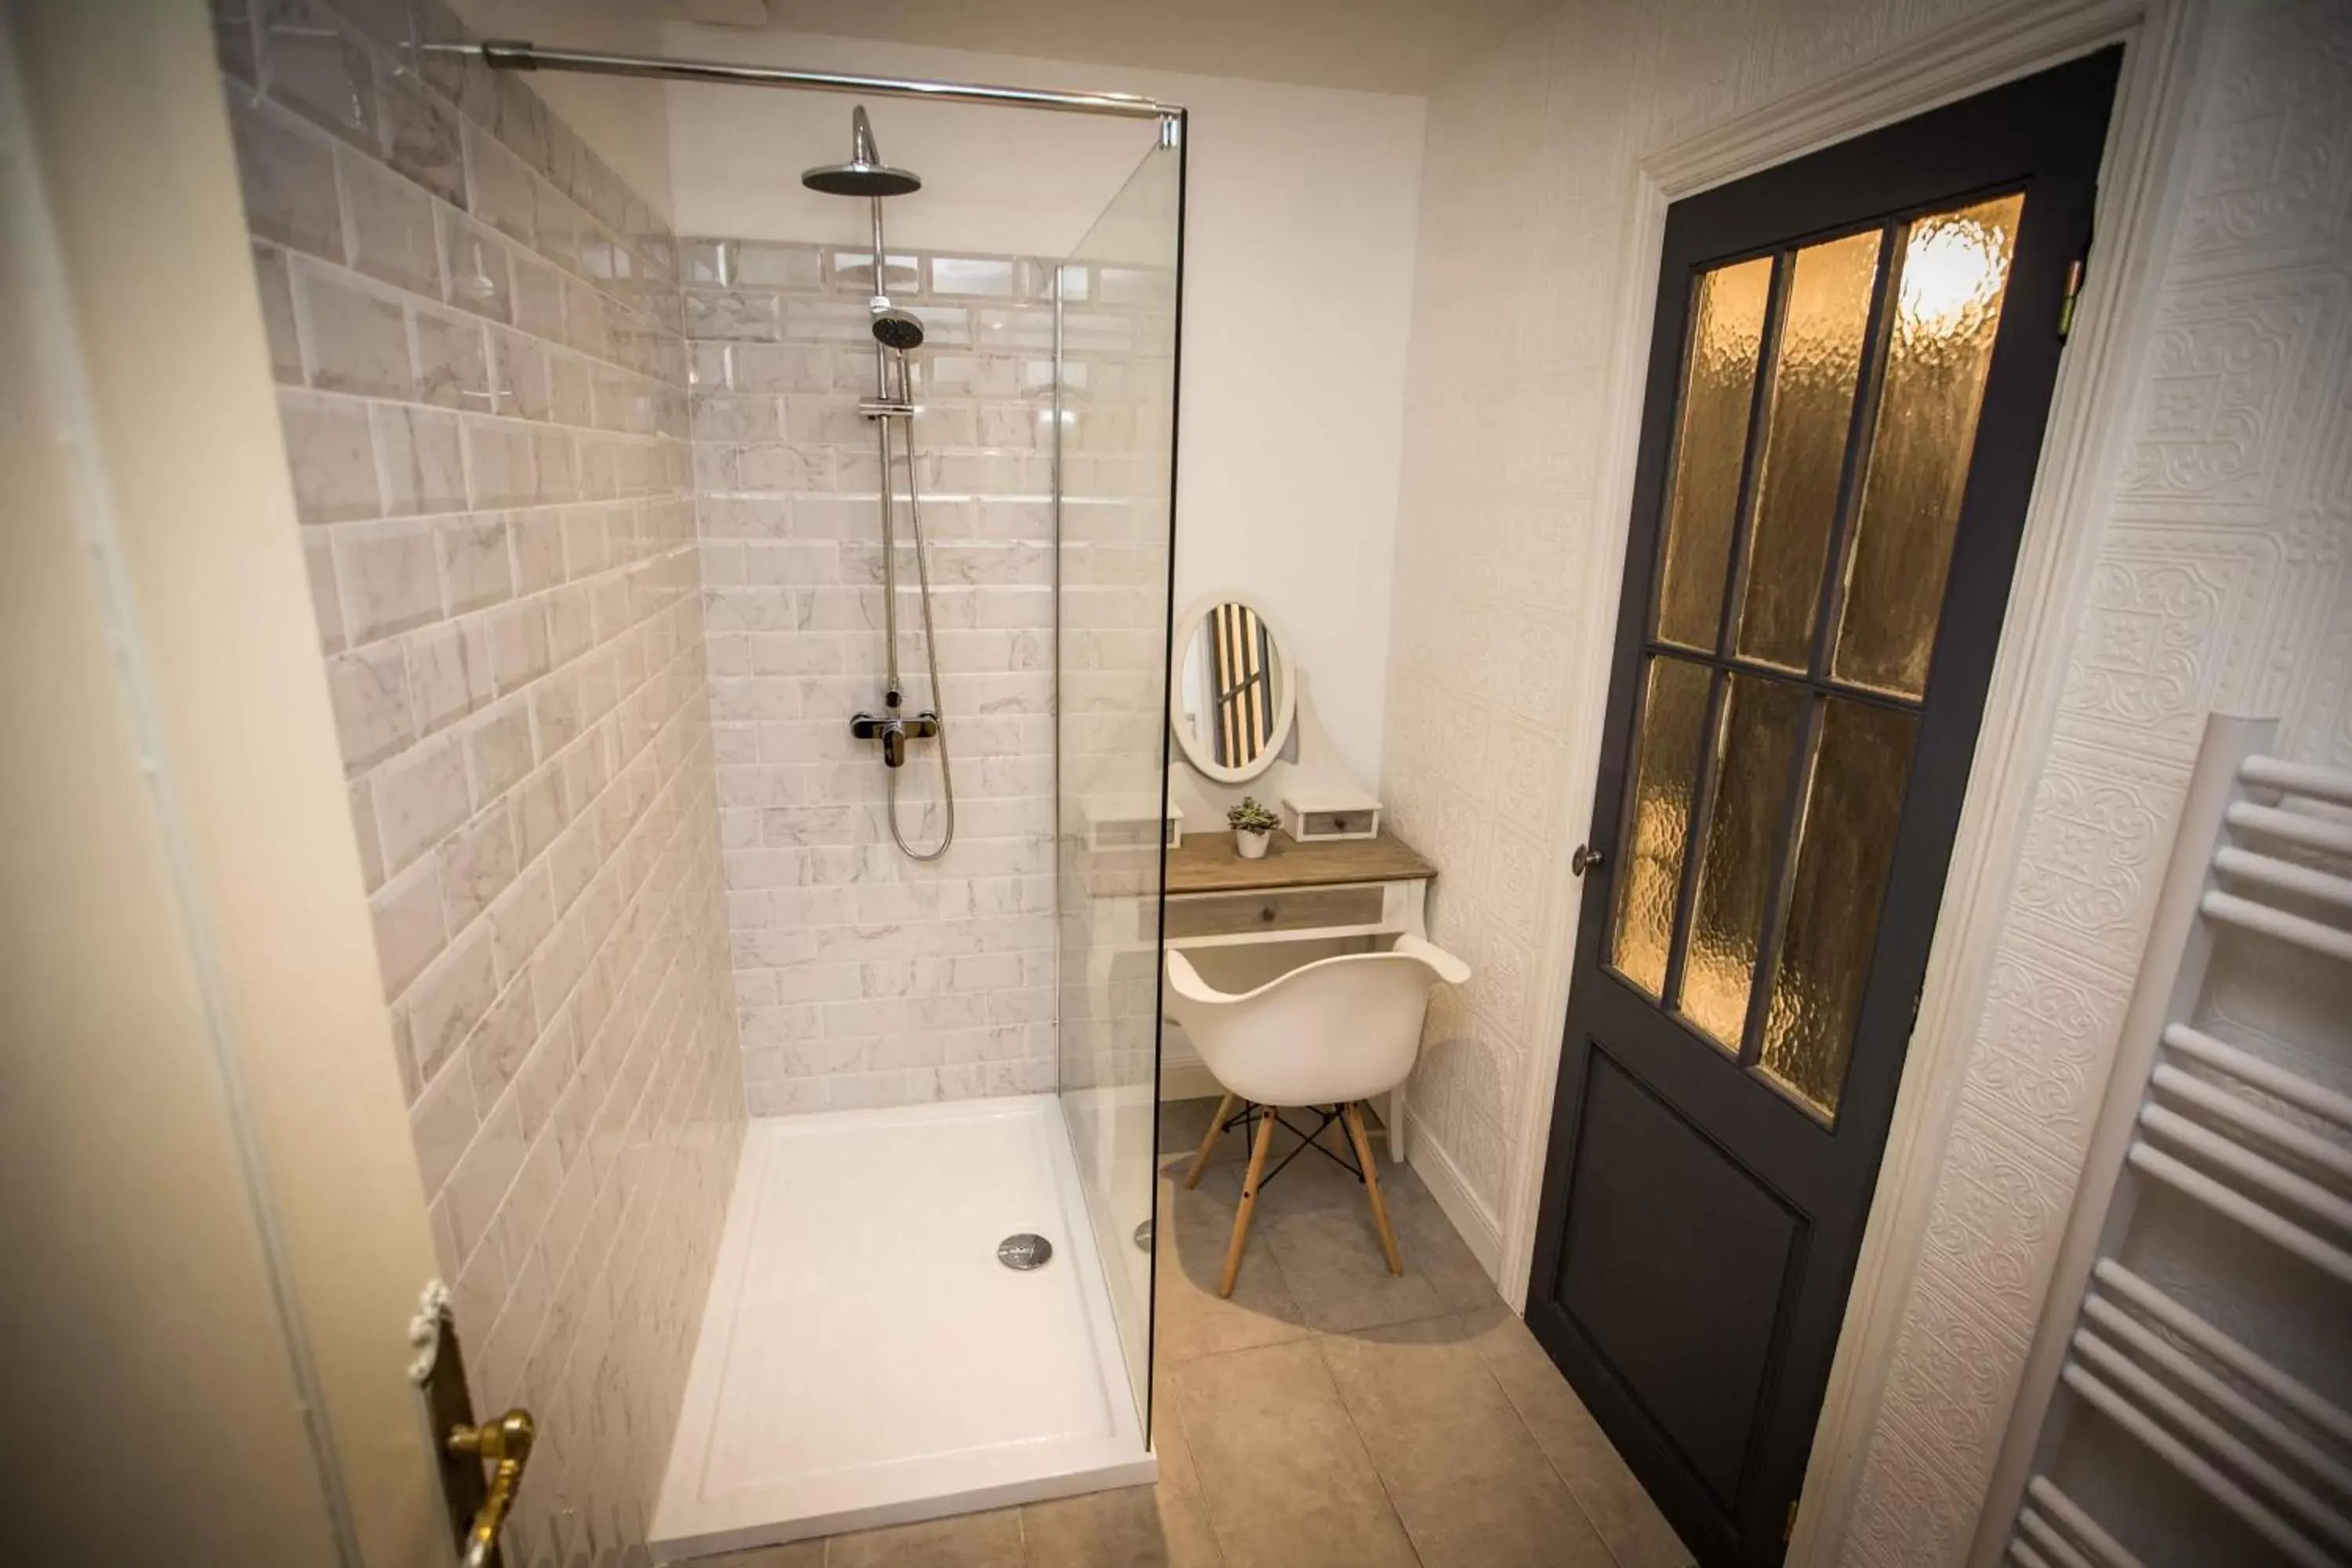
[1484, 0, 2211, 1558]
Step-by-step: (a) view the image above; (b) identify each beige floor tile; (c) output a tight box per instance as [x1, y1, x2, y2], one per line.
[1152, 1365, 1203, 1501]
[1261, 1202, 1450, 1333]
[1467, 1311, 1694, 1568]
[1379, 1169, 1506, 1315]
[1182, 1112, 1492, 1333]
[1319, 1312, 1616, 1567]
[1171, 1339, 1418, 1568]
[1021, 1486, 1225, 1567]
[1155, 1171, 1313, 1363]
[822, 1507, 1023, 1568]
[674, 1541, 823, 1567]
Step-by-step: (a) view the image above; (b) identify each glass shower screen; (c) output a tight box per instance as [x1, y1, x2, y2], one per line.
[1053, 132, 1182, 1434]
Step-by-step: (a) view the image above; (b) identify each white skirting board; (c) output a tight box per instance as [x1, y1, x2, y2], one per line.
[650, 1096, 1154, 1559]
[1157, 1043, 1221, 1103]
[1399, 1109, 1506, 1284]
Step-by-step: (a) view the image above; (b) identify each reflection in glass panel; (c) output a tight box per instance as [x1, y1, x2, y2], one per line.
[1759, 698, 1918, 1119]
[1656, 256, 1773, 650]
[1831, 194, 2024, 697]
[1735, 230, 1881, 672]
[1680, 674, 1805, 1049]
[1609, 657, 1714, 999]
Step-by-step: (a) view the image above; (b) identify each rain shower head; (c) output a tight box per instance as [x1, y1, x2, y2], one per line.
[801, 161, 920, 198]
[801, 104, 921, 198]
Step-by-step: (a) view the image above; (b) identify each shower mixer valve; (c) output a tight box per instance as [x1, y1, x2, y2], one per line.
[851, 702, 940, 768]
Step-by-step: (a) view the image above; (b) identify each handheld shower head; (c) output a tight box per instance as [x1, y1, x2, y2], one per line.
[800, 105, 921, 198]
[871, 307, 926, 352]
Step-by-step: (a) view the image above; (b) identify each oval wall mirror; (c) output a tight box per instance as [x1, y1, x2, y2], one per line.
[1171, 597, 1296, 784]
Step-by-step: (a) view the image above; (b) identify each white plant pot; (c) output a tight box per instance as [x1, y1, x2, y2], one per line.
[1234, 829, 1271, 860]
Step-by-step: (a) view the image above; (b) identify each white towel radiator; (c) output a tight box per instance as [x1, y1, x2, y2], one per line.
[1976, 713, 2352, 1567]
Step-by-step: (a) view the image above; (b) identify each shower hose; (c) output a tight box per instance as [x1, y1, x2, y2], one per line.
[879, 407, 956, 862]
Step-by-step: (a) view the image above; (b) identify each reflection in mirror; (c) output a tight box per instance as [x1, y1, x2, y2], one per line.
[1174, 601, 1289, 781]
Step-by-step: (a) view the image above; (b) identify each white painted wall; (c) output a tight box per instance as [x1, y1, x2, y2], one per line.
[659, 25, 1427, 790]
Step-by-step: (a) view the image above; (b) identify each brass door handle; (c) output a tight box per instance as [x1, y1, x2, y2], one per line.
[448, 1409, 535, 1568]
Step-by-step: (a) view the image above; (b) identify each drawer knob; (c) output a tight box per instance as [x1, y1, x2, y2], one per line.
[1261, 906, 1276, 922]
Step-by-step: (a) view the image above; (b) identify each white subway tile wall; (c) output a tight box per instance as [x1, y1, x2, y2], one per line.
[683, 238, 1069, 1115]
[213, 3, 741, 1563]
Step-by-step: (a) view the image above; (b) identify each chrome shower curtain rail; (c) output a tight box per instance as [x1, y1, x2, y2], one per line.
[473, 40, 1186, 122]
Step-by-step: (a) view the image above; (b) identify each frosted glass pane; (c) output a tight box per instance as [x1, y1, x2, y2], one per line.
[1680, 674, 1805, 1050]
[1656, 256, 1772, 651]
[1735, 230, 1881, 672]
[1831, 195, 2024, 697]
[1759, 698, 1918, 1120]
[1609, 657, 1714, 999]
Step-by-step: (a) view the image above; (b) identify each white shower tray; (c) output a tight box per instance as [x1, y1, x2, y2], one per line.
[649, 1094, 1154, 1558]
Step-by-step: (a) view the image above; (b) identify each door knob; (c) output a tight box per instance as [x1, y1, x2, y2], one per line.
[1571, 844, 1606, 877]
[448, 1408, 535, 1568]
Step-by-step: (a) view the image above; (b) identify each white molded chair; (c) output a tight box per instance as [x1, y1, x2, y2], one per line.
[1164, 936, 1471, 1297]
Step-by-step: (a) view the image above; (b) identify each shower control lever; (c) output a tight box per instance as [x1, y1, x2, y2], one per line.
[851, 709, 940, 768]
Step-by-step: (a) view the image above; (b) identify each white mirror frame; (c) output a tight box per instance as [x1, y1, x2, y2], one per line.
[1167, 592, 1298, 786]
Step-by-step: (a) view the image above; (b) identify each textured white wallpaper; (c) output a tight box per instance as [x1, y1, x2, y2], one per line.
[1381, 0, 2351, 1558]
[1844, 4, 2350, 1558]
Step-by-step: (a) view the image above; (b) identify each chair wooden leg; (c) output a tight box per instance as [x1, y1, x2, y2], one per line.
[1344, 1102, 1403, 1276]
[1219, 1104, 1281, 1298]
[1184, 1092, 1240, 1190]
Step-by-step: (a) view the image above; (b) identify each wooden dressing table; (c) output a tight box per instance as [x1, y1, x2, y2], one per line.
[1159, 828, 1437, 1160]
[1149, 593, 1443, 1163]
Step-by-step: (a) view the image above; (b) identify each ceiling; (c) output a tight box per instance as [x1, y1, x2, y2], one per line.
[673, 0, 1555, 95]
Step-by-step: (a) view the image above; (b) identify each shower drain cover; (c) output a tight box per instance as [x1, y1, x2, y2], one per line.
[997, 1232, 1053, 1271]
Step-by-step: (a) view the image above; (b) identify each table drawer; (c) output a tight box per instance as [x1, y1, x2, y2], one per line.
[1164, 884, 1386, 940]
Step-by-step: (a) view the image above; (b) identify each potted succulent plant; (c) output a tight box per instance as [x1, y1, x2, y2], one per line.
[1228, 797, 1280, 860]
